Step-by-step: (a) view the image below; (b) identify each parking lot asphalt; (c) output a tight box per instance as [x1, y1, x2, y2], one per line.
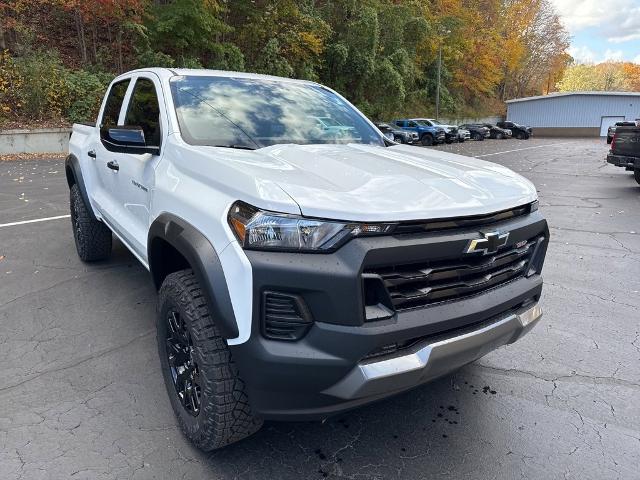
[0, 137, 638, 480]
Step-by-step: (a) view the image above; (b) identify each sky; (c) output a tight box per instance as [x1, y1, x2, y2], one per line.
[550, 0, 640, 64]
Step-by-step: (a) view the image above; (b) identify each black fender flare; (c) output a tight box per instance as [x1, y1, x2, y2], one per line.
[148, 214, 240, 339]
[65, 154, 97, 221]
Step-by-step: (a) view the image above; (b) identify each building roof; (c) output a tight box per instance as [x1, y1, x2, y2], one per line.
[505, 91, 640, 103]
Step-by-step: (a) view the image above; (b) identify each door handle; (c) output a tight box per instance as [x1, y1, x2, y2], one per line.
[88, 150, 96, 158]
[107, 160, 119, 171]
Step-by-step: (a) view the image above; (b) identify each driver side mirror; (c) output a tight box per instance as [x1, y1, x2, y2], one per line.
[100, 126, 160, 155]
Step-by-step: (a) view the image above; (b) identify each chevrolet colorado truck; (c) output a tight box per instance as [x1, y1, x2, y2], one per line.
[66, 68, 548, 450]
[607, 124, 640, 184]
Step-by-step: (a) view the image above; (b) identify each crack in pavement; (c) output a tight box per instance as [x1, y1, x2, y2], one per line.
[0, 328, 154, 394]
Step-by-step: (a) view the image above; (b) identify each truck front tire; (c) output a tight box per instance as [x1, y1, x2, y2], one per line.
[70, 184, 112, 262]
[157, 270, 262, 450]
[421, 134, 434, 146]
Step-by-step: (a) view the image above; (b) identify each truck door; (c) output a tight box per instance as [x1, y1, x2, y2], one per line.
[88, 78, 131, 217]
[107, 75, 165, 262]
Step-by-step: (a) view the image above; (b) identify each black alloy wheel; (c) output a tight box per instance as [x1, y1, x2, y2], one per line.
[165, 309, 201, 416]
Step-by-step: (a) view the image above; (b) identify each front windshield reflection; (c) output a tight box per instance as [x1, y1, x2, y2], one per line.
[170, 76, 384, 149]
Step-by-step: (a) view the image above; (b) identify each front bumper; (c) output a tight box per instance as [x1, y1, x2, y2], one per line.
[229, 212, 548, 420]
[325, 303, 541, 400]
[607, 153, 639, 168]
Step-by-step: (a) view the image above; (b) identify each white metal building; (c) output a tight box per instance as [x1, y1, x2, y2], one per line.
[505, 92, 640, 137]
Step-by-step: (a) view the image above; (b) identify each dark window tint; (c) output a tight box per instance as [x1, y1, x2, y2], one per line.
[395, 121, 403, 127]
[101, 80, 130, 127]
[408, 121, 418, 127]
[125, 78, 161, 146]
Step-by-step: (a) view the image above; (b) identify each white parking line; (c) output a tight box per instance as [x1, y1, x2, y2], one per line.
[475, 142, 571, 158]
[0, 215, 70, 228]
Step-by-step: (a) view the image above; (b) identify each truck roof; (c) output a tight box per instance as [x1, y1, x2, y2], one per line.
[113, 67, 316, 85]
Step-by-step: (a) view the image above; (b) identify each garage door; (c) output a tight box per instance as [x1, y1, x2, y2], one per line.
[600, 116, 625, 136]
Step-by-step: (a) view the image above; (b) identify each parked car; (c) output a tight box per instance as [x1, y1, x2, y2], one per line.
[483, 124, 512, 140]
[457, 127, 470, 142]
[393, 119, 446, 145]
[607, 121, 635, 144]
[67, 68, 548, 451]
[413, 118, 459, 143]
[497, 121, 531, 140]
[459, 124, 490, 141]
[606, 124, 640, 184]
[375, 122, 419, 144]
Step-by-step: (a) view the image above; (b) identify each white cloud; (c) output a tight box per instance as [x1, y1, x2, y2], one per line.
[567, 45, 597, 63]
[551, 0, 640, 43]
[603, 49, 624, 61]
[608, 33, 640, 43]
[568, 46, 632, 64]
[635, 54, 640, 64]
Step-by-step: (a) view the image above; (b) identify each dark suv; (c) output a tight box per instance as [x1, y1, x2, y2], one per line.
[497, 121, 531, 140]
[459, 124, 490, 141]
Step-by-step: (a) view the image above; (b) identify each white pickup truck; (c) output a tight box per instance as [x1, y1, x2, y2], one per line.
[66, 68, 549, 450]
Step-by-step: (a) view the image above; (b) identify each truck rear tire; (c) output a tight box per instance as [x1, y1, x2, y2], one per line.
[635, 169, 640, 185]
[421, 134, 434, 146]
[70, 184, 112, 262]
[157, 270, 263, 450]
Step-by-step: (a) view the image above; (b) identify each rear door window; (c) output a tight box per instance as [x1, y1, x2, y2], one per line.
[100, 79, 130, 127]
[124, 78, 161, 147]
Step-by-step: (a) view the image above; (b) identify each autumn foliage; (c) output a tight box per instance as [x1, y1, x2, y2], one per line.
[1, 0, 573, 126]
[557, 62, 640, 92]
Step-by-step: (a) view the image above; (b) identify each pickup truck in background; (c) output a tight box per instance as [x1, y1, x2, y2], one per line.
[607, 121, 636, 144]
[392, 119, 446, 145]
[66, 68, 549, 450]
[607, 125, 640, 184]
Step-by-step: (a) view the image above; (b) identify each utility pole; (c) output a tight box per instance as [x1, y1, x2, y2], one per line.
[435, 28, 450, 121]
[436, 43, 442, 121]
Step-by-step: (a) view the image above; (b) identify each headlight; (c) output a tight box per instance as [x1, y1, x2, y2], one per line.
[228, 201, 395, 252]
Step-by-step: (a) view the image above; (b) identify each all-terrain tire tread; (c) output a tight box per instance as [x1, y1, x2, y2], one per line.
[70, 184, 112, 262]
[158, 270, 262, 450]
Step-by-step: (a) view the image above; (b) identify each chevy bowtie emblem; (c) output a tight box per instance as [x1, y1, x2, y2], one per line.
[465, 231, 509, 255]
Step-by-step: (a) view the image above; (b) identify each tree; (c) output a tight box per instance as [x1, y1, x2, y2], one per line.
[557, 62, 633, 92]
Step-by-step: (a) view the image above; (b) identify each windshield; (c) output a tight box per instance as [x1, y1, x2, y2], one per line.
[169, 76, 384, 149]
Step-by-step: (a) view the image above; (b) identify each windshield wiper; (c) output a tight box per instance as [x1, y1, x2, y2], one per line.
[213, 144, 256, 150]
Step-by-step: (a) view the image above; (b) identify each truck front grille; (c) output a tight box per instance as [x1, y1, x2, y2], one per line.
[364, 235, 543, 311]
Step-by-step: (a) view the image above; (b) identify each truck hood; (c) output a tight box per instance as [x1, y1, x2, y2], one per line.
[204, 143, 537, 222]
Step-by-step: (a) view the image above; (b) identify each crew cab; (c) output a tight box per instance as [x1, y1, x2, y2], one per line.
[393, 119, 446, 146]
[607, 121, 635, 144]
[66, 68, 549, 450]
[607, 124, 640, 185]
